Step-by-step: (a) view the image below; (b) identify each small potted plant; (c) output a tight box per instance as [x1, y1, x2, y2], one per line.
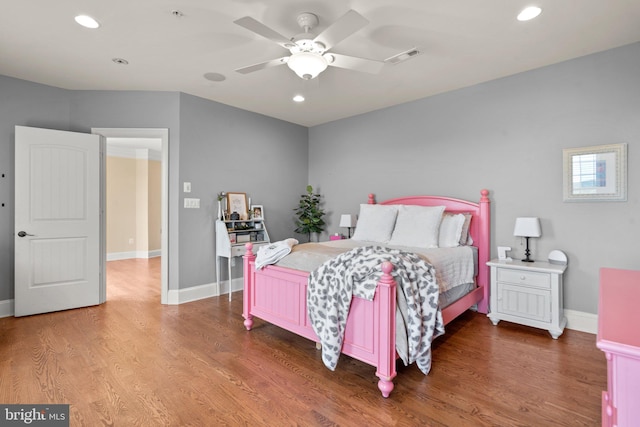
[216, 192, 226, 220]
[294, 185, 326, 242]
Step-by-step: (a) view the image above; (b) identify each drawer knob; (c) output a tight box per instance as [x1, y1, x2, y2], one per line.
[520, 275, 526, 280]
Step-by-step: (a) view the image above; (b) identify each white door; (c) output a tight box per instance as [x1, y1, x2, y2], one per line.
[14, 126, 103, 317]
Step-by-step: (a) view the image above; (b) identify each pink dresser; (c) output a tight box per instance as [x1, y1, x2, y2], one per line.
[596, 268, 640, 427]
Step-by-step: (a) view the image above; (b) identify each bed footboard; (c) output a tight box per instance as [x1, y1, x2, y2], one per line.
[243, 244, 398, 397]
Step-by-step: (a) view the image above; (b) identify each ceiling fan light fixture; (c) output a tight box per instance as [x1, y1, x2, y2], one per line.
[287, 52, 328, 80]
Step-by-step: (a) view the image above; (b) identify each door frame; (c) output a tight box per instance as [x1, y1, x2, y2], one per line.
[92, 128, 169, 304]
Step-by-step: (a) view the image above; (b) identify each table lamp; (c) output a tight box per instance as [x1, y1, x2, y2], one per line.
[513, 217, 541, 262]
[339, 214, 357, 238]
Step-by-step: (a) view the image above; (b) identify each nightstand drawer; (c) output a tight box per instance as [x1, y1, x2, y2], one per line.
[497, 269, 550, 289]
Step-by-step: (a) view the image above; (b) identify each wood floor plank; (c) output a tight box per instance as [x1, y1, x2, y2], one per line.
[0, 258, 606, 426]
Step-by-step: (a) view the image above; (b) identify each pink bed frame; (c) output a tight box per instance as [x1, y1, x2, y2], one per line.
[242, 190, 490, 398]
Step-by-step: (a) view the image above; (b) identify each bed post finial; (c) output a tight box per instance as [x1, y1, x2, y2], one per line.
[480, 189, 489, 202]
[368, 194, 376, 204]
[245, 242, 254, 256]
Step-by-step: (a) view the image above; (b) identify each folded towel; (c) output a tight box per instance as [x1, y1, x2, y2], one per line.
[255, 238, 299, 270]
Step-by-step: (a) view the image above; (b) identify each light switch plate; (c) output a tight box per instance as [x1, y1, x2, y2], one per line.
[183, 182, 191, 193]
[184, 198, 200, 208]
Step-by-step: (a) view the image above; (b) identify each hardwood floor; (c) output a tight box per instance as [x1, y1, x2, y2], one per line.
[0, 258, 606, 426]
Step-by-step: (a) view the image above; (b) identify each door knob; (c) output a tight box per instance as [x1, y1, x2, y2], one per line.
[17, 231, 34, 237]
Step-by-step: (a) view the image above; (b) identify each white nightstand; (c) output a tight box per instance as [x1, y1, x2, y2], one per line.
[487, 259, 567, 339]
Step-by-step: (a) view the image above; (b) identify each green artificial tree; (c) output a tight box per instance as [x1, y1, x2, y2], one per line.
[294, 185, 326, 242]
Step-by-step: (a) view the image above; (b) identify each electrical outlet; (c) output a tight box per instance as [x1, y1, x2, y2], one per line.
[128, 238, 134, 244]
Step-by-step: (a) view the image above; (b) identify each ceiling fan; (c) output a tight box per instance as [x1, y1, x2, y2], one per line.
[233, 9, 385, 80]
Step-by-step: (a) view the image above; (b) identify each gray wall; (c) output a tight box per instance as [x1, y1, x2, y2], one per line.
[0, 76, 306, 300]
[177, 93, 307, 288]
[309, 42, 640, 314]
[0, 76, 72, 301]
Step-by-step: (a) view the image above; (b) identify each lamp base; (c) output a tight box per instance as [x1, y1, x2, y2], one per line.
[522, 237, 535, 262]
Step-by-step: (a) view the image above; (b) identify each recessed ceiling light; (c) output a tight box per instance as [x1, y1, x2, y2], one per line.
[204, 72, 226, 82]
[75, 15, 100, 29]
[293, 95, 305, 103]
[517, 6, 542, 21]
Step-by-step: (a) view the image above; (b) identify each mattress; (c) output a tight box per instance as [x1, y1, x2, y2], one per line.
[275, 239, 477, 294]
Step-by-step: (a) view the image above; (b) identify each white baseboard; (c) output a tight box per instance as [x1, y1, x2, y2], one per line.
[564, 309, 597, 335]
[0, 293, 598, 334]
[0, 299, 14, 318]
[107, 250, 161, 261]
[165, 278, 243, 305]
[167, 282, 217, 305]
[147, 250, 161, 258]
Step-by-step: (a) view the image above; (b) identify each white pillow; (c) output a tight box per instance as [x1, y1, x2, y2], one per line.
[388, 205, 446, 248]
[351, 204, 398, 243]
[439, 213, 466, 248]
[458, 213, 472, 246]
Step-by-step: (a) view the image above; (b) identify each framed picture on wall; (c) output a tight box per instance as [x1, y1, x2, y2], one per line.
[562, 143, 627, 202]
[251, 205, 264, 220]
[226, 192, 248, 220]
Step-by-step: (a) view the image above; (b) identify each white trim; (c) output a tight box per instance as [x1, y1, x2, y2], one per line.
[167, 282, 218, 305]
[165, 278, 244, 305]
[230, 277, 244, 295]
[0, 299, 14, 318]
[92, 128, 169, 304]
[564, 309, 597, 334]
[106, 250, 162, 261]
[148, 250, 162, 258]
[0, 297, 600, 332]
[107, 251, 137, 261]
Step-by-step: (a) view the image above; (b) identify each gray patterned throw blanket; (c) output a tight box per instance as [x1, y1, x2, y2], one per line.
[308, 245, 445, 375]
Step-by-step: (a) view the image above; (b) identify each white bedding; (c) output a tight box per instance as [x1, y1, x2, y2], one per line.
[274, 239, 476, 293]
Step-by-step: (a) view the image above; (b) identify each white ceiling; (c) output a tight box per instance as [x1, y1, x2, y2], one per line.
[2, 1, 640, 127]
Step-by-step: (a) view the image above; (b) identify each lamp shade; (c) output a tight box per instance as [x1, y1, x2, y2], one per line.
[339, 214, 357, 228]
[513, 217, 541, 237]
[287, 52, 328, 80]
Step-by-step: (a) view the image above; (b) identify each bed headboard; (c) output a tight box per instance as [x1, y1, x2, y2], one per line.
[368, 190, 491, 314]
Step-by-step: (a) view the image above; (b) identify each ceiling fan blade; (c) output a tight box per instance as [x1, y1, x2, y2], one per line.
[313, 10, 369, 51]
[326, 53, 384, 74]
[235, 57, 289, 74]
[234, 16, 294, 49]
